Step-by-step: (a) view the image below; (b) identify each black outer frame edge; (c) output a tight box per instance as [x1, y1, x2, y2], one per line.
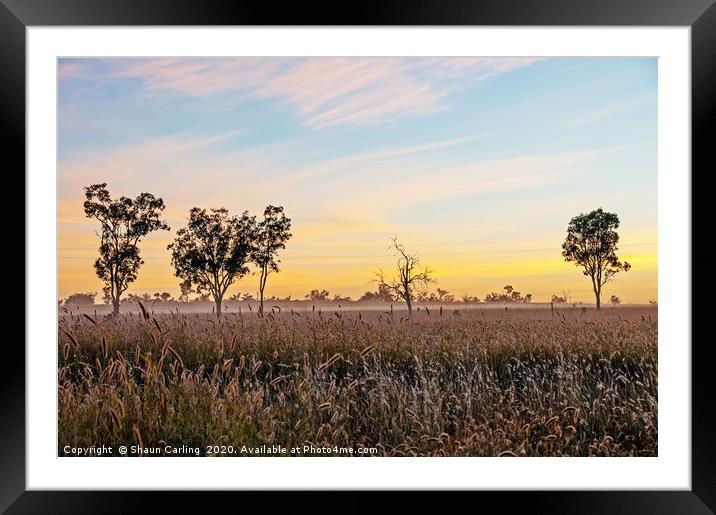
[1, 491, 715, 515]
[6, 491, 705, 511]
[1, 0, 715, 26]
[0, 1, 26, 515]
[691, 0, 716, 511]
[2, 0, 714, 512]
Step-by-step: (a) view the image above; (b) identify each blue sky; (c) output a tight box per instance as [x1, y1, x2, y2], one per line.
[58, 57, 657, 302]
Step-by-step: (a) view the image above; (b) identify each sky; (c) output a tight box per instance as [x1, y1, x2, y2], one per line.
[57, 57, 657, 303]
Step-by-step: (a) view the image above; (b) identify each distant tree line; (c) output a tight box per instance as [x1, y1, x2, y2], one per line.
[60, 292, 97, 306]
[60, 284, 634, 309]
[484, 285, 532, 303]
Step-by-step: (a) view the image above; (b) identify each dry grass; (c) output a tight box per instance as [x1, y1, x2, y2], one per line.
[58, 306, 657, 456]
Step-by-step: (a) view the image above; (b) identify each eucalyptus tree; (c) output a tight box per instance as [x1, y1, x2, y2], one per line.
[562, 208, 631, 310]
[83, 183, 169, 315]
[251, 205, 292, 315]
[169, 207, 256, 318]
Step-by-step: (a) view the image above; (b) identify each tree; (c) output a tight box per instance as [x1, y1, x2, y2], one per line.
[83, 183, 169, 316]
[436, 288, 454, 303]
[562, 208, 631, 310]
[169, 207, 255, 318]
[251, 206, 292, 314]
[484, 291, 500, 303]
[358, 283, 396, 302]
[610, 295, 621, 306]
[64, 292, 96, 306]
[485, 285, 532, 303]
[305, 289, 330, 301]
[375, 237, 434, 316]
[228, 292, 256, 302]
[415, 288, 455, 303]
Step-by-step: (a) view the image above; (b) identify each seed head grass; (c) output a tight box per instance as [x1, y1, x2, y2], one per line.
[58, 306, 657, 457]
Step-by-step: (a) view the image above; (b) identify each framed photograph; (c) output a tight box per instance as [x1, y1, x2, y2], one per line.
[3, 0, 713, 511]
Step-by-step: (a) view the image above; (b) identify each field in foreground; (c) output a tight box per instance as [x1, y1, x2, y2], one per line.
[58, 306, 657, 457]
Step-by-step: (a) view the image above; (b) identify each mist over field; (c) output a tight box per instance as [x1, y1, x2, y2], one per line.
[60, 300, 655, 316]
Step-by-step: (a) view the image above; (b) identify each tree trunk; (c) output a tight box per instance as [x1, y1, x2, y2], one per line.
[112, 298, 120, 316]
[405, 294, 412, 317]
[595, 288, 601, 311]
[215, 293, 223, 318]
[258, 268, 267, 315]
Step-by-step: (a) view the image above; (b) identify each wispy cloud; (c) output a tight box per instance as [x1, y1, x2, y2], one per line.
[58, 62, 86, 79]
[564, 94, 656, 129]
[62, 57, 543, 128]
[112, 58, 283, 97]
[312, 146, 622, 219]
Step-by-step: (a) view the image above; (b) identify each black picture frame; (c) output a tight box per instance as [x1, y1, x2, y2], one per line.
[1, 1, 713, 512]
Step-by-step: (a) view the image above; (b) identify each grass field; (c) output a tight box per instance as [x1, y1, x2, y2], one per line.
[58, 305, 657, 457]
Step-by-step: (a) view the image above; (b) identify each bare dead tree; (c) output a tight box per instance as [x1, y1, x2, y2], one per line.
[375, 236, 434, 316]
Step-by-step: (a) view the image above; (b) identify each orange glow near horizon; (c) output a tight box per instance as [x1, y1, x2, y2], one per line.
[58, 205, 657, 304]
